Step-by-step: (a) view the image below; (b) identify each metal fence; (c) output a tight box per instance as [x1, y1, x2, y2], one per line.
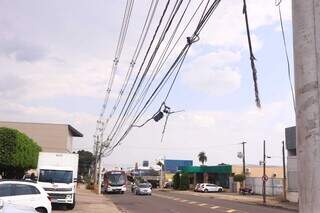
[229, 177, 284, 196]
[245, 177, 283, 196]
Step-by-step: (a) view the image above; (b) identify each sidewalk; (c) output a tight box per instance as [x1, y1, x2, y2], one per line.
[53, 184, 120, 213]
[158, 189, 298, 212]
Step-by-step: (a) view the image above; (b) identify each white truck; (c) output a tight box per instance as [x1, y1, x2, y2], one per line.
[37, 152, 79, 210]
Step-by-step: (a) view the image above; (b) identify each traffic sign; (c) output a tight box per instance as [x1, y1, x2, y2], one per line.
[262, 175, 268, 182]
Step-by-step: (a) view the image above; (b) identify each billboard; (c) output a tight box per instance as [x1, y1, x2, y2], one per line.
[164, 159, 193, 173]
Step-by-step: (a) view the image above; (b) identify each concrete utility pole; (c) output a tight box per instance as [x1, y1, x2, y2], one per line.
[282, 141, 287, 201]
[263, 140, 266, 205]
[241, 142, 247, 178]
[293, 1, 320, 212]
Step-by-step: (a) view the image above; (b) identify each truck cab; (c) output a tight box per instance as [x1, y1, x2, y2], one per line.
[37, 152, 78, 210]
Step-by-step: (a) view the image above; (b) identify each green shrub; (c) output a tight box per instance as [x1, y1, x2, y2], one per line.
[179, 173, 190, 190]
[173, 172, 180, 190]
[0, 127, 41, 178]
[234, 174, 245, 182]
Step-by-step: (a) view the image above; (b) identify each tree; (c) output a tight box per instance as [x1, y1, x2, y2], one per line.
[198, 151, 207, 165]
[77, 150, 94, 177]
[0, 127, 41, 178]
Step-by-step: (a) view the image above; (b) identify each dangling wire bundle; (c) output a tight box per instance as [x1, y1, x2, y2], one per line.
[242, 0, 261, 108]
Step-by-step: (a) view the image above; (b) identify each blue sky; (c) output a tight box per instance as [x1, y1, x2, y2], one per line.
[0, 0, 295, 169]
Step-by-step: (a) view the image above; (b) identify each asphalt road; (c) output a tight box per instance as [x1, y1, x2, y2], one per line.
[106, 190, 293, 213]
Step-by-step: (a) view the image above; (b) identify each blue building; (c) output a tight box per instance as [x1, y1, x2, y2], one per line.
[164, 159, 193, 173]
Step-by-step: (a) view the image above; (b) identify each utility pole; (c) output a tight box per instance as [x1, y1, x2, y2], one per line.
[282, 141, 287, 201]
[241, 142, 247, 177]
[263, 140, 266, 205]
[293, 1, 320, 212]
[92, 135, 99, 186]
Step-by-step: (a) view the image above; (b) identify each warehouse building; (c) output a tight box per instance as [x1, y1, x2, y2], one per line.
[0, 121, 83, 153]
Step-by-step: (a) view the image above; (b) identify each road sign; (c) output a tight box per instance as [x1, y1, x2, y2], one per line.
[262, 175, 268, 182]
[237, 152, 243, 159]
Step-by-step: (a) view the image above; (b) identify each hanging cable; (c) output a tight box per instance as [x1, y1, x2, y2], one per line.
[276, 0, 296, 112]
[107, 0, 182, 141]
[242, 0, 261, 108]
[106, 0, 222, 154]
[120, 0, 195, 132]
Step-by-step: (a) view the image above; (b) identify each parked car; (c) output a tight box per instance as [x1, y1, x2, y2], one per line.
[199, 183, 223, 193]
[0, 199, 37, 213]
[0, 180, 52, 213]
[134, 183, 152, 195]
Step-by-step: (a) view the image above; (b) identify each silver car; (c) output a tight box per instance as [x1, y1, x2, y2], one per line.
[134, 183, 152, 195]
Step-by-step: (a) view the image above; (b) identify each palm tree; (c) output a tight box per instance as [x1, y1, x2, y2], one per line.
[198, 151, 207, 165]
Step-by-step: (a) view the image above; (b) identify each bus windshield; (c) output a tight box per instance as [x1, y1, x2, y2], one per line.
[39, 169, 73, 184]
[106, 172, 125, 186]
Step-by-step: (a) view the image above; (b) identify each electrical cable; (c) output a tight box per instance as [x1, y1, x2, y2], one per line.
[121, 0, 194, 131]
[242, 0, 261, 108]
[101, 0, 159, 134]
[111, 0, 210, 143]
[110, 0, 221, 147]
[106, 0, 222, 154]
[94, 0, 135, 137]
[276, 0, 296, 112]
[107, 0, 182, 141]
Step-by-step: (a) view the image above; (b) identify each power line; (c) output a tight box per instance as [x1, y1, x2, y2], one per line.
[110, 0, 215, 145]
[101, 0, 159, 134]
[94, 0, 135, 138]
[116, 0, 196, 137]
[106, 0, 222, 155]
[107, 0, 182, 141]
[276, 0, 296, 112]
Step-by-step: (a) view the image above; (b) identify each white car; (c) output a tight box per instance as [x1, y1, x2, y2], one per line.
[0, 199, 37, 212]
[199, 183, 223, 193]
[0, 181, 52, 213]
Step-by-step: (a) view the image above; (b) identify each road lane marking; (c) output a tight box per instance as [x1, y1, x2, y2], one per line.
[154, 193, 244, 213]
[189, 201, 197, 204]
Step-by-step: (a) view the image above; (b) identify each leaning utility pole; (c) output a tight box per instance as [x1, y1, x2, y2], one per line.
[293, 1, 320, 212]
[282, 141, 287, 201]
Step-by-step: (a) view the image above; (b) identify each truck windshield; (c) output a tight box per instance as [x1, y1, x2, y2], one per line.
[39, 169, 73, 184]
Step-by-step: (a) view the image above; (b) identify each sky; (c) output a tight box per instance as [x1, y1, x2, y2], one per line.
[0, 0, 295, 169]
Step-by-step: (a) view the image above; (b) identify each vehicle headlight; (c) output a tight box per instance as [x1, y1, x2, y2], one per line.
[66, 194, 72, 199]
